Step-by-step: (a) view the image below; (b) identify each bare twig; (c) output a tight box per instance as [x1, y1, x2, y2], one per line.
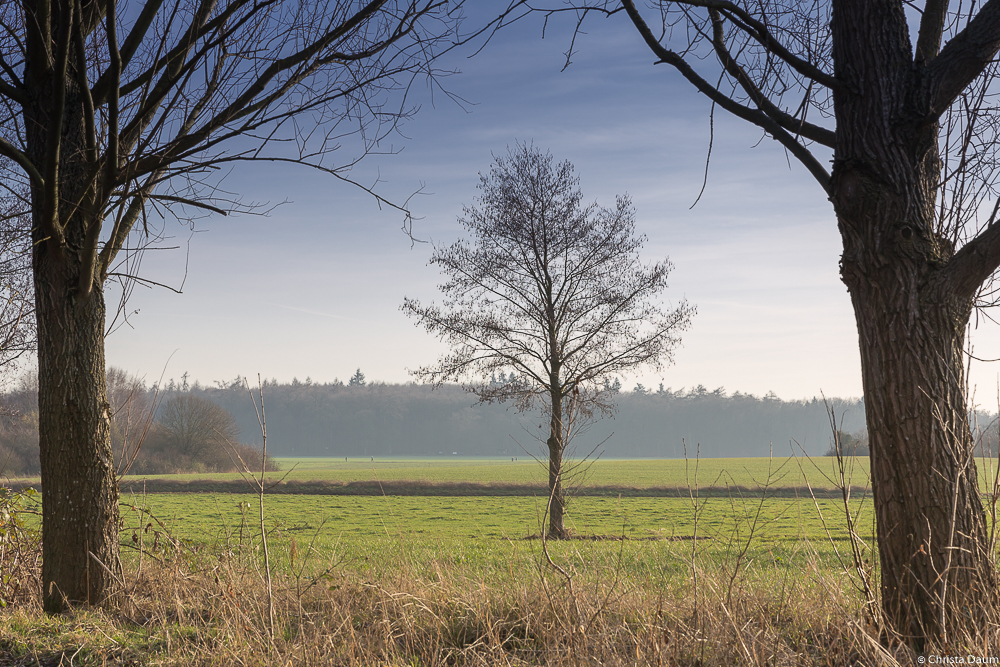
[244, 374, 274, 644]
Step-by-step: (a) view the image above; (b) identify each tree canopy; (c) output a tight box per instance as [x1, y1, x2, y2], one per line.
[405, 144, 694, 412]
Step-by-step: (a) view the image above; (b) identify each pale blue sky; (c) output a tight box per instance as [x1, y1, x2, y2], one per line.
[100, 8, 1000, 408]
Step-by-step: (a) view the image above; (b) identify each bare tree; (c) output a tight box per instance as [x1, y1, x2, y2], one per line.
[156, 394, 239, 459]
[132, 393, 275, 473]
[0, 0, 470, 611]
[0, 199, 34, 381]
[105, 365, 156, 476]
[513, 0, 1000, 643]
[404, 144, 694, 538]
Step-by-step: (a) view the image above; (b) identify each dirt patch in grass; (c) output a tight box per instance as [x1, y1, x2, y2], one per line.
[520, 533, 712, 541]
[105, 478, 866, 498]
[0, 476, 871, 498]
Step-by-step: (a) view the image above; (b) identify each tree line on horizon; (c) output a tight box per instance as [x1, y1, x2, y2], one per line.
[0, 371, 873, 472]
[8, 370, 1000, 478]
[202, 375, 873, 461]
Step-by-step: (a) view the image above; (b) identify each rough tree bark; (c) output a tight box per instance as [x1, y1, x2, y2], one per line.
[546, 386, 567, 539]
[33, 246, 119, 611]
[24, 1, 122, 611]
[830, 0, 999, 639]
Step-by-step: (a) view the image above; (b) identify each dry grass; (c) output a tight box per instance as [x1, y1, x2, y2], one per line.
[0, 531, 940, 667]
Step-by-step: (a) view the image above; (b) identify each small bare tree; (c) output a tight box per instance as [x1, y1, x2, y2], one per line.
[404, 144, 694, 538]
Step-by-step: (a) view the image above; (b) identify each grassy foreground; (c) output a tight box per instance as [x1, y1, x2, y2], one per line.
[0, 456, 995, 664]
[0, 503, 917, 666]
[0, 544, 912, 666]
[116, 493, 873, 573]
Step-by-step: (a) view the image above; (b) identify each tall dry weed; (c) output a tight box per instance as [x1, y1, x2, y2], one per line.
[0, 535, 945, 666]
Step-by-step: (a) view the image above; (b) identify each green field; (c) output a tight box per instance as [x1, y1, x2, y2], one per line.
[115, 456, 883, 585]
[120, 492, 876, 585]
[119, 454, 877, 491]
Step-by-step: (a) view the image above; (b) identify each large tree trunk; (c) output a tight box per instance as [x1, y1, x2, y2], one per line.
[34, 250, 121, 612]
[547, 391, 567, 539]
[833, 94, 999, 646]
[848, 271, 995, 641]
[837, 167, 1000, 645]
[831, 0, 999, 642]
[24, 1, 122, 612]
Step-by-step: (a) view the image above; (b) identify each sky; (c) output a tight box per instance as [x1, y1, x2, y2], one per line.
[98, 6, 1000, 408]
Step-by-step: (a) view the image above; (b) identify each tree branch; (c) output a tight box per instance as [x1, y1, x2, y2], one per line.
[171, 0, 408, 141]
[620, 0, 831, 192]
[679, 0, 840, 91]
[0, 50, 26, 94]
[73, 0, 98, 166]
[924, 0, 1000, 117]
[0, 137, 43, 188]
[97, 179, 155, 282]
[28, 0, 53, 75]
[90, 0, 167, 104]
[915, 0, 949, 63]
[116, 0, 221, 153]
[77, 0, 104, 302]
[148, 193, 229, 216]
[0, 78, 26, 106]
[941, 222, 1000, 302]
[103, 0, 120, 203]
[706, 8, 835, 148]
[79, 0, 109, 36]
[106, 272, 183, 294]
[40, 1, 74, 252]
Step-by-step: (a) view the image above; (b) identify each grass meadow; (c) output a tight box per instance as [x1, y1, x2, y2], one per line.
[116, 455, 874, 490]
[0, 455, 977, 665]
[114, 455, 877, 577]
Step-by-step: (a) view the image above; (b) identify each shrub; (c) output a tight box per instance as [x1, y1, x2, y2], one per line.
[825, 429, 869, 457]
[0, 412, 39, 477]
[130, 395, 278, 474]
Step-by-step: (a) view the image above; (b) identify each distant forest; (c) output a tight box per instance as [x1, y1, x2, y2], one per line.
[156, 374, 869, 460]
[0, 371, 888, 474]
